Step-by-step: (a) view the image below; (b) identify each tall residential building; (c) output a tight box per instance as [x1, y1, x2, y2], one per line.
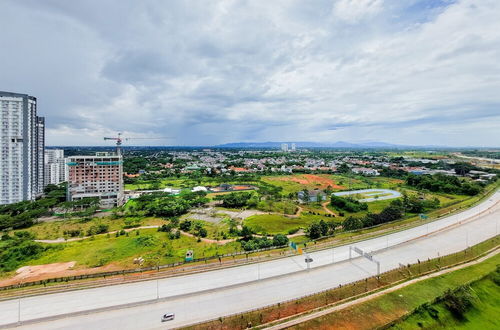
[281, 143, 289, 152]
[0, 91, 45, 205]
[36, 117, 45, 193]
[67, 152, 124, 208]
[291, 143, 296, 151]
[44, 149, 67, 186]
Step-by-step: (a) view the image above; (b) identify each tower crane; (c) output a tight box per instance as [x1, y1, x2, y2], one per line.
[103, 133, 169, 155]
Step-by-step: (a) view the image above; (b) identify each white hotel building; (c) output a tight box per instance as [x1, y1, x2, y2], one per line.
[0, 91, 45, 205]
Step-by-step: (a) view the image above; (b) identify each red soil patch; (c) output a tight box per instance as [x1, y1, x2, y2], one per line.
[0, 262, 122, 287]
[275, 174, 344, 189]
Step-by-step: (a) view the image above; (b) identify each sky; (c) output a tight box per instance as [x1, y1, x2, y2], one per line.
[1, 0, 499, 147]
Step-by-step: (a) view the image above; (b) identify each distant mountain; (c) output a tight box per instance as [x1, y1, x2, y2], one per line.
[215, 141, 407, 149]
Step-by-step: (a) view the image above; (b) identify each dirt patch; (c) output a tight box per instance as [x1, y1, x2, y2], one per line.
[3, 262, 76, 285]
[0, 262, 122, 287]
[275, 174, 344, 190]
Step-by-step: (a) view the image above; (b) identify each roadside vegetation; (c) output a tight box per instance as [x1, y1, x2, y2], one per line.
[392, 265, 500, 329]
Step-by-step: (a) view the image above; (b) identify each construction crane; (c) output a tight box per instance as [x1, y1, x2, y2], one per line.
[103, 133, 169, 155]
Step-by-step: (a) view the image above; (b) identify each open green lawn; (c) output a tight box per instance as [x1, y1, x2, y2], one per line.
[295, 252, 500, 330]
[6, 228, 242, 273]
[326, 198, 394, 219]
[260, 177, 308, 195]
[244, 213, 331, 235]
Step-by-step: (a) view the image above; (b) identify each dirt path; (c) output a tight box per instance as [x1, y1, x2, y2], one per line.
[263, 248, 500, 329]
[321, 201, 335, 216]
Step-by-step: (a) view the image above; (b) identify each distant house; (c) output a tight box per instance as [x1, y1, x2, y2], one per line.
[352, 167, 380, 176]
[298, 190, 327, 203]
[163, 187, 181, 195]
[192, 186, 208, 193]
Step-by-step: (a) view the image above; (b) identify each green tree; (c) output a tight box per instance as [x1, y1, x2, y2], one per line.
[343, 216, 364, 231]
[272, 234, 289, 246]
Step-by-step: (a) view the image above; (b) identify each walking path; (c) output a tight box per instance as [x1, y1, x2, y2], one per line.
[321, 201, 335, 215]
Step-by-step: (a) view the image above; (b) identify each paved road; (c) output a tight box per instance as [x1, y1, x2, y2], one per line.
[2, 192, 498, 330]
[332, 188, 401, 202]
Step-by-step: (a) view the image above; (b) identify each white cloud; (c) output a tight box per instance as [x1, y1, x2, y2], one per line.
[332, 0, 384, 23]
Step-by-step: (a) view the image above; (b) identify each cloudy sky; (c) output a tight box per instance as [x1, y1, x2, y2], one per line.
[1, 0, 499, 147]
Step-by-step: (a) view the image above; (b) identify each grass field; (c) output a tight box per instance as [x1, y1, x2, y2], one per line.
[6, 228, 242, 273]
[293, 252, 500, 329]
[244, 213, 335, 235]
[10, 216, 167, 240]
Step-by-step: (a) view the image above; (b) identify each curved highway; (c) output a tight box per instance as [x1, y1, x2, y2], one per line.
[1, 191, 499, 329]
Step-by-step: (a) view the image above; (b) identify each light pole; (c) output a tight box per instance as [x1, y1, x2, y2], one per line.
[156, 279, 159, 300]
[18, 298, 21, 324]
[332, 247, 334, 264]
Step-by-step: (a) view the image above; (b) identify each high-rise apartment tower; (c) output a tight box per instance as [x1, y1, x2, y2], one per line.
[0, 91, 45, 205]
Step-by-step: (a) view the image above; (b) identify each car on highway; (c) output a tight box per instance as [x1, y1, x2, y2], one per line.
[161, 313, 175, 322]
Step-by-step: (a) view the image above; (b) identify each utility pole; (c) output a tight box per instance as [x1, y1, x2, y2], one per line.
[156, 279, 159, 300]
[18, 298, 21, 324]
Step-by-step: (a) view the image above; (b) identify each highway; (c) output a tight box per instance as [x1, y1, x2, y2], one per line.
[1, 191, 499, 330]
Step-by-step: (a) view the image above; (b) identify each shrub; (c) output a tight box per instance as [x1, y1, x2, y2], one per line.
[442, 285, 476, 318]
[330, 195, 368, 212]
[179, 220, 192, 231]
[134, 235, 158, 247]
[63, 229, 82, 237]
[158, 224, 173, 232]
[168, 230, 181, 239]
[273, 234, 289, 246]
[87, 224, 109, 236]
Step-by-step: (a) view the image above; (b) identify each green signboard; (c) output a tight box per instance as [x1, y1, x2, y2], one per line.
[185, 250, 194, 262]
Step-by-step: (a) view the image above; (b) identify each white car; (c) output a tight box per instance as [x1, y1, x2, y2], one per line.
[161, 313, 175, 322]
